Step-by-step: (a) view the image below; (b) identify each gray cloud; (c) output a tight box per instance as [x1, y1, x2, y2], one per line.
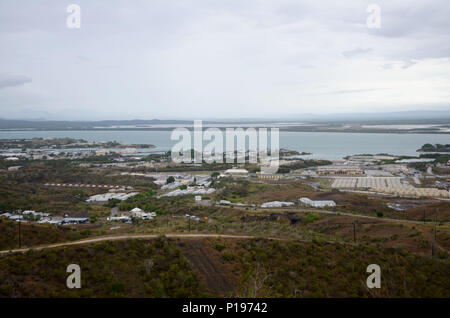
[342, 48, 372, 58]
[0, 73, 32, 89]
[0, 0, 449, 119]
[381, 60, 419, 69]
[327, 88, 390, 95]
[76, 56, 91, 62]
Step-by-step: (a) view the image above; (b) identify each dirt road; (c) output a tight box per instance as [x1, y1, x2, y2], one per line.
[0, 233, 280, 255]
[238, 206, 450, 225]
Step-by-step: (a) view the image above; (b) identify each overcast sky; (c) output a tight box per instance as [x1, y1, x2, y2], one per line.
[1, 0, 450, 120]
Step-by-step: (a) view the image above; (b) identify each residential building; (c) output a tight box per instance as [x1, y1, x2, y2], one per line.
[224, 168, 249, 177]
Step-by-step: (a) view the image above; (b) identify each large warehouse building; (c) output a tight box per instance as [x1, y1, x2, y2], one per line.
[317, 165, 364, 176]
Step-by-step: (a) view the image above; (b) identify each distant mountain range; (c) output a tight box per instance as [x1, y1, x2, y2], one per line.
[0, 110, 449, 131]
[280, 110, 450, 123]
[0, 119, 192, 130]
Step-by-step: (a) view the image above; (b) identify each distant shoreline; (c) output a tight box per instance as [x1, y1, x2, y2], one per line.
[0, 128, 449, 134]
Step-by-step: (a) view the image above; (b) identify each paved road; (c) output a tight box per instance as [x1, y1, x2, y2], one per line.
[0, 233, 282, 255]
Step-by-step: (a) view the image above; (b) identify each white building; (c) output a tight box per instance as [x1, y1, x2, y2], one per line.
[130, 208, 156, 219]
[37, 217, 63, 225]
[224, 168, 249, 177]
[62, 217, 89, 224]
[8, 215, 24, 221]
[261, 201, 295, 208]
[22, 210, 50, 217]
[8, 166, 22, 171]
[107, 216, 131, 222]
[86, 192, 138, 202]
[140, 212, 156, 220]
[158, 187, 215, 198]
[130, 207, 144, 218]
[299, 197, 336, 208]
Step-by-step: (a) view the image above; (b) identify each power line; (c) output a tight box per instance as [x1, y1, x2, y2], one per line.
[18, 210, 22, 248]
[432, 208, 438, 257]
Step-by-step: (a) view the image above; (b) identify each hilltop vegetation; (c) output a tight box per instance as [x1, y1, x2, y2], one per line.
[418, 143, 450, 152]
[215, 238, 449, 297]
[0, 238, 209, 298]
[277, 159, 332, 173]
[0, 237, 448, 298]
[0, 219, 99, 250]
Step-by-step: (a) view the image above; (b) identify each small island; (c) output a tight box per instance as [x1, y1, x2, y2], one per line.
[279, 149, 312, 157]
[417, 143, 450, 152]
[0, 138, 156, 150]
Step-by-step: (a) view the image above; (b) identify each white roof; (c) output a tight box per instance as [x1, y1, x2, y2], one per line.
[225, 168, 248, 173]
[159, 187, 215, 197]
[300, 197, 336, 206]
[131, 207, 143, 212]
[86, 192, 138, 202]
[63, 217, 89, 220]
[108, 216, 130, 221]
[261, 201, 295, 208]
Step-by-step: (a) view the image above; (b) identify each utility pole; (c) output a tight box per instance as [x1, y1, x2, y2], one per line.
[188, 207, 191, 232]
[435, 209, 438, 242]
[432, 208, 438, 257]
[18, 210, 22, 248]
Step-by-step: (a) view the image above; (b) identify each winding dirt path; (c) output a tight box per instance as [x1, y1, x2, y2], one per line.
[237, 206, 450, 225]
[0, 233, 282, 255]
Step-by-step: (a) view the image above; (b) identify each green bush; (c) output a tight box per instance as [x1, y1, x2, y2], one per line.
[214, 242, 225, 251]
[110, 282, 125, 293]
[166, 176, 175, 184]
[305, 213, 320, 223]
[437, 250, 448, 259]
[222, 252, 236, 262]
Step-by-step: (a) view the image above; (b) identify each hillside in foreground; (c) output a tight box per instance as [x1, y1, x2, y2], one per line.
[0, 237, 448, 298]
